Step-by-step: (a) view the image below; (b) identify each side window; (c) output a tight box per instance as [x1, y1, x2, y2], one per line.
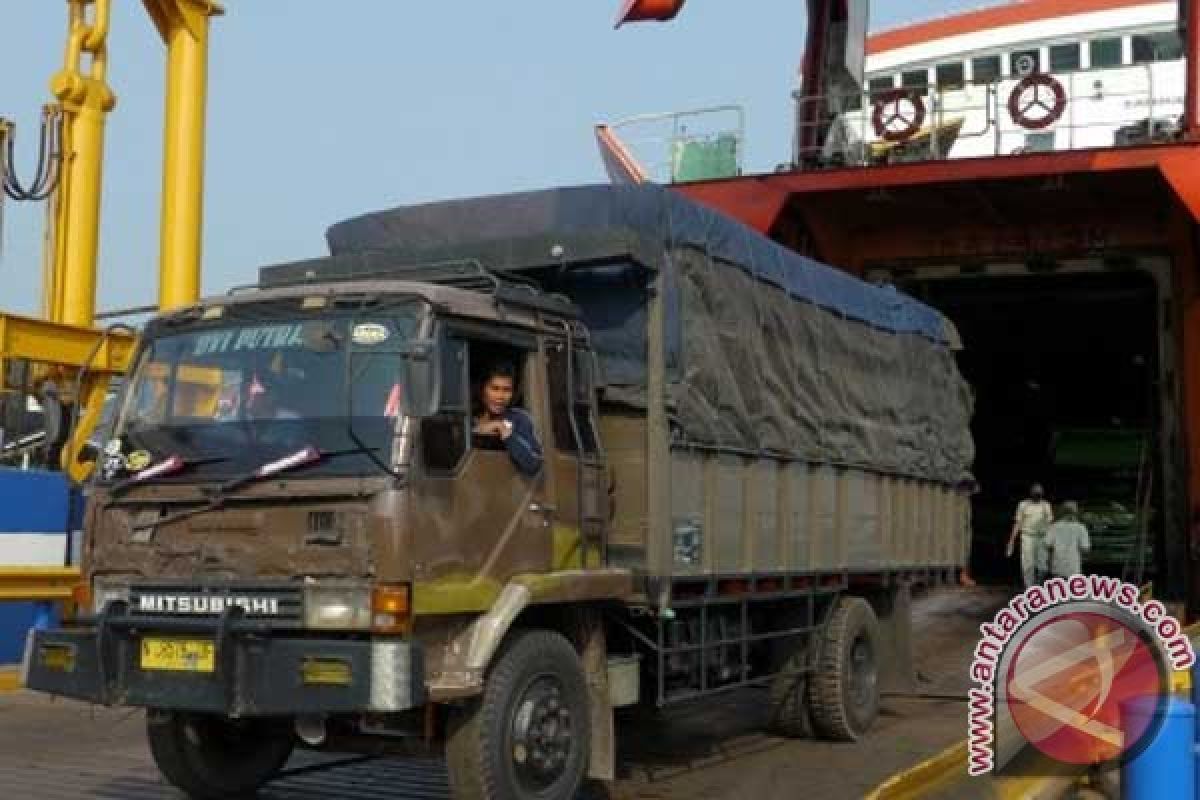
[901, 69, 930, 92]
[420, 337, 467, 472]
[935, 62, 965, 90]
[1049, 42, 1081, 73]
[868, 75, 895, 100]
[1132, 31, 1183, 64]
[547, 342, 599, 457]
[972, 55, 1001, 84]
[1090, 37, 1123, 68]
[572, 348, 600, 455]
[464, 337, 536, 454]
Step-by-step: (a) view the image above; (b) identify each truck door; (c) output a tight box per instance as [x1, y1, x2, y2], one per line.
[545, 334, 607, 569]
[409, 332, 555, 589]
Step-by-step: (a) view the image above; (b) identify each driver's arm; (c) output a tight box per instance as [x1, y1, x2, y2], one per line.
[503, 409, 543, 477]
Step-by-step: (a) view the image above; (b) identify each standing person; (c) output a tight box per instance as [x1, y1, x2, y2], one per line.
[1044, 501, 1091, 579]
[1006, 483, 1054, 587]
[473, 362, 543, 477]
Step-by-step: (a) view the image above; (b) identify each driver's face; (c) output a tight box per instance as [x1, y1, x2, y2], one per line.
[481, 375, 514, 416]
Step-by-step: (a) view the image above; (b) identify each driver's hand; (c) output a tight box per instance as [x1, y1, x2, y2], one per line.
[474, 420, 506, 437]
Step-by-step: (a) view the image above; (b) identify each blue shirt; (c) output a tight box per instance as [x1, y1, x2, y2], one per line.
[501, 408, 543, 477]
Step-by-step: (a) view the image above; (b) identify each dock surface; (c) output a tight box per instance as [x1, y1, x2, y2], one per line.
[0, 587, 1007, 799]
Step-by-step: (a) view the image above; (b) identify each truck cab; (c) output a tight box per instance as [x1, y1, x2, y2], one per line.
[24, 271, 631, 800]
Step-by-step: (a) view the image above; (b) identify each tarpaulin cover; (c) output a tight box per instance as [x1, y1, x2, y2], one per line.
[327, 185, 975, 483]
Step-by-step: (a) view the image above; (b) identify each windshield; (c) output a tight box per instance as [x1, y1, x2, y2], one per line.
[102, 302, 426, 483]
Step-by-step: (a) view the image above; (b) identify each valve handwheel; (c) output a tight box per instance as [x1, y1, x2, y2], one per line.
[1008, 73, 1068, 130]
[871, 89, 926, 142]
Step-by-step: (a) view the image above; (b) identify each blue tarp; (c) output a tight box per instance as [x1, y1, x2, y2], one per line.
[324, 184, 973, 482]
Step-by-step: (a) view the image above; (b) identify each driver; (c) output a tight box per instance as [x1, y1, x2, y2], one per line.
[244, 370, 301, 421]
[473, 362, 542, 477]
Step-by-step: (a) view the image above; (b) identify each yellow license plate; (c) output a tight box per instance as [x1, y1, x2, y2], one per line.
[139, 638, 215, 673]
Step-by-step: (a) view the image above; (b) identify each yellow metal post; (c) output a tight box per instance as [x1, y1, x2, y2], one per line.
[144, 0, 223, 311]
[49, 0, 116, 329]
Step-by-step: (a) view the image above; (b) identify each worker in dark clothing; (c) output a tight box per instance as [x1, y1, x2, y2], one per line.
[473, 362, 543, 476]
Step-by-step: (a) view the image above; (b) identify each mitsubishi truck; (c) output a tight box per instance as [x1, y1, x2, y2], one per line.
[22, 184, 974, 800]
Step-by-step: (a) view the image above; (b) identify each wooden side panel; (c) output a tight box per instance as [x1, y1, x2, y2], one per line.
[601, 409, 970, 577]
[845, 471, 882, 570]
[752, 460, 781, 572]
[598, 414, 647, 569]
[713, 454, 745, 572]
[786, 462, 811, 573]
[810, 466, 840, 571]
[669, 451, 705, 575]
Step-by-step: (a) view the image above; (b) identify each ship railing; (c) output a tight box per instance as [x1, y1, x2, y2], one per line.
[788, 63, 1181, 170]
[604, 106, 746, 184]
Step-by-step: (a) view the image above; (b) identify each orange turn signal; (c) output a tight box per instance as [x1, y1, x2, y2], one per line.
[371, 584, 411, 634]
[70, 583, 91, 618]
[615, 0, 686, 27]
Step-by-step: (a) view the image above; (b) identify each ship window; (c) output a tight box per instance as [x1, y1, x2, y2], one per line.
[936, 62, 965, 89]
[901, 69, 930, 91]
[1090, 37, 1123, 68]
[1049, 43, 1081, 72]
[972, 55, 1002, 83]
[1132, 31, 1183, 64]
[868, 75, 895, 99]
[1011, 48, 1041, 77]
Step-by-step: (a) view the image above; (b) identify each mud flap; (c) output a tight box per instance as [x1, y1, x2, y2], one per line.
[578, 613, 614, 782]
[872, 583, 916, 694]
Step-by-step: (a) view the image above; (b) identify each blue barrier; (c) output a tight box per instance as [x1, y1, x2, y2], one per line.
[1122, 695, 1196, 800]
[0, 468, 81, 665]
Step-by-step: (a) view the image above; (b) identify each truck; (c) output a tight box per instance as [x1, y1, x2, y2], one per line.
[21, 184, 975, 800]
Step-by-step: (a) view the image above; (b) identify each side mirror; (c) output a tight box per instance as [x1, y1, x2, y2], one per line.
[399, 338, 438, 418]
[347, 335, 439, 420]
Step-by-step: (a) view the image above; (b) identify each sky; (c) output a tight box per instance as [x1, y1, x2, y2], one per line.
[0, 1, 979, 316]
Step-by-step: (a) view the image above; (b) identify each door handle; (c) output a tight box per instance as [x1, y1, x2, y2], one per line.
[528, 502, 557, 514]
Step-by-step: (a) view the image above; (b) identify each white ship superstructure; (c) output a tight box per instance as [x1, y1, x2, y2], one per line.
[814, 0, 1184, 163]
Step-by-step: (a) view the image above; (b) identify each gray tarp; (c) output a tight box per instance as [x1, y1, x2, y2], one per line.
[324, 185, 975, 484]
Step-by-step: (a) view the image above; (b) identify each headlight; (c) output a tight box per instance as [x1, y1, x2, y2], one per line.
[92, 582, 130, 614]
[304, 586, 372, 630]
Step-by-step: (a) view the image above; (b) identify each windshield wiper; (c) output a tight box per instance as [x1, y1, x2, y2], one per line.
[107, 454, 228, 501]
[129, 443, 390, 539]
[131, 445, 326, 537]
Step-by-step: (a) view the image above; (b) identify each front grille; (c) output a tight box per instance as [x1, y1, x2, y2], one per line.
[129, 582, 304, 627]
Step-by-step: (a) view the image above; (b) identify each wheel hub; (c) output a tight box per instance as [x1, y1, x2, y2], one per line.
[510, 676, 574, 790]
[849, 635, 878, 710]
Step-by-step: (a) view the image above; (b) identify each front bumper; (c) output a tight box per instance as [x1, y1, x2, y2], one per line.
[21, 608, 425, 717]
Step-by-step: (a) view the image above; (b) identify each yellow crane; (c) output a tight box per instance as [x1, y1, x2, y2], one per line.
[0, 0, 221, 482]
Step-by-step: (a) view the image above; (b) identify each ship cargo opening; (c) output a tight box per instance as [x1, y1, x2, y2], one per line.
[899, 267, 1169, 585]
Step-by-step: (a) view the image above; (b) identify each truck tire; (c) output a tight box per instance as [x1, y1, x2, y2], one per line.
[446, 629, 591, 800]
[808, 597, 881, 742]
[146, 711, 295, 800]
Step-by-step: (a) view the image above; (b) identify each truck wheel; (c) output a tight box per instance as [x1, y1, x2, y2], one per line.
[146, 711, 295, 800]
[446, 629, 591, 800]
[808, 597, 881, 742]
